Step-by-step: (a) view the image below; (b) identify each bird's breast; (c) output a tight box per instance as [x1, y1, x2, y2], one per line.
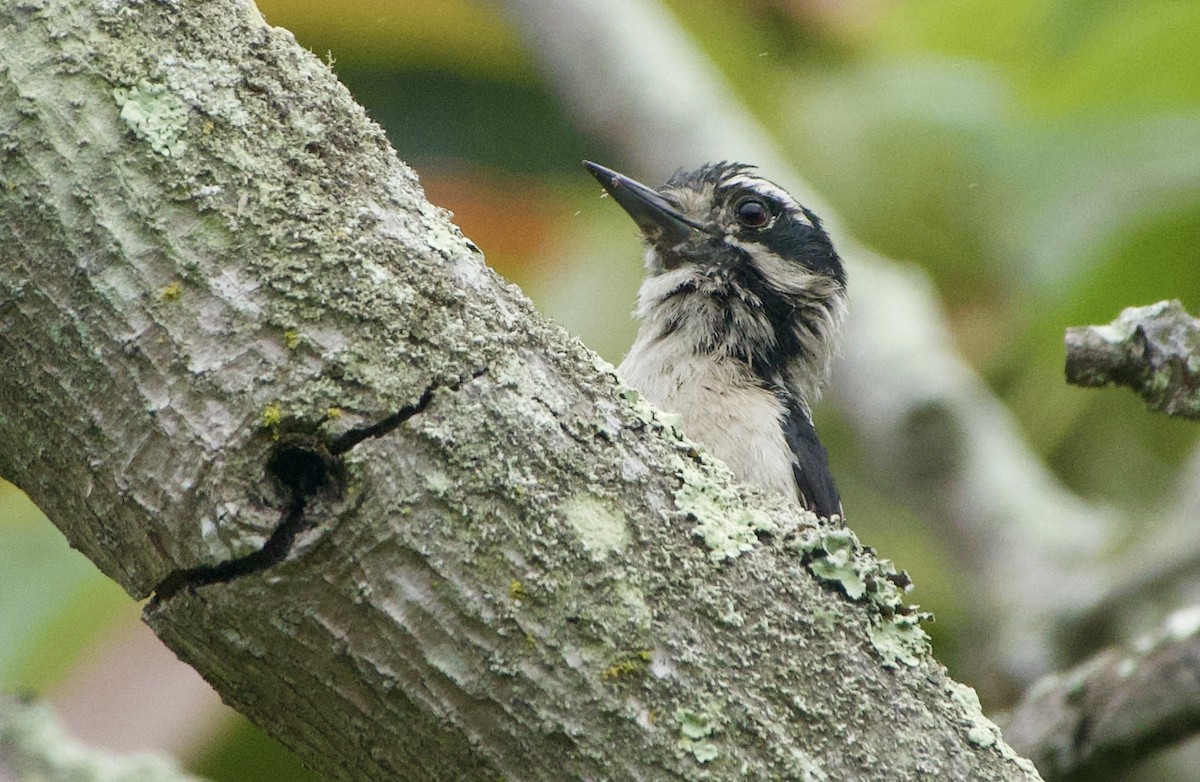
[618, 334, 798, 502]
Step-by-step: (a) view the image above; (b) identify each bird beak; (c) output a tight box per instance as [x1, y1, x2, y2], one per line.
[584, 161, 708, 245]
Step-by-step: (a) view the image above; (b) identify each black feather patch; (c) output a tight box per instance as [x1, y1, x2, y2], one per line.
[759, 210, 846, 286]
[780, 396, 841, 518]
[729, 257, 807, 381]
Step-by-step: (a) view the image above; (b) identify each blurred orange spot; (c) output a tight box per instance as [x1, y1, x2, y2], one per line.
[419, 166, 562, 283]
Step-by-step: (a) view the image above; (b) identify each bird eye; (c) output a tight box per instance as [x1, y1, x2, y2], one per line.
[735, 197, 771, 228]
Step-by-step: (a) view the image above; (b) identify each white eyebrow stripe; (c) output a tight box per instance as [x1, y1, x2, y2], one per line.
[721, 175, 810, 226]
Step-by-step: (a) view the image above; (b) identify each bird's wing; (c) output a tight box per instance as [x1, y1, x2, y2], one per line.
[781, 399, 842, 518]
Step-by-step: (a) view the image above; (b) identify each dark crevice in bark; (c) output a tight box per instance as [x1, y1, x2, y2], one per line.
[147, 369, 486, 606]
[328, 386, 436, 455]
[150, 498, 309, 606]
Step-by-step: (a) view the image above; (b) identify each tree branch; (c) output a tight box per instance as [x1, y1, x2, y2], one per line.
[1000, 303, 1200, 777]
[0, 0, 1041, 779]
[1004, 607, 1200, 781]
[1053, 302, 1200, 654]
[0, 695, 205, 782]
[1065, 300, 1200, 420]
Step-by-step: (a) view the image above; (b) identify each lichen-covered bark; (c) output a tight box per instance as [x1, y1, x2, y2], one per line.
[1065, 300, 1200, 420]
[0, 1, 1041, 779]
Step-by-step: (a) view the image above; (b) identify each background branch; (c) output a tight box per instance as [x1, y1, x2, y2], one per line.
[998, 303, 1200, 779]
[0, 695, 205, 782]
[1065, 300, 1200, 421]
[1004, 607, 1200, 782]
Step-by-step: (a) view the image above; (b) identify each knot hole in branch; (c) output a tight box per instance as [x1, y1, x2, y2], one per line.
[267, 436, 344, 506]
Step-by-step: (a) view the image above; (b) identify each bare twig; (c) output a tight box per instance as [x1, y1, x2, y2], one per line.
[1066, 300, 1200, 420]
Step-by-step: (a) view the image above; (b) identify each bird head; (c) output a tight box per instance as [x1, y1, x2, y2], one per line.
[585, 160, 846, 397]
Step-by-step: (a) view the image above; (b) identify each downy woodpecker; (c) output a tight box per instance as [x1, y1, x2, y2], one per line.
[585, 161, 846, 518]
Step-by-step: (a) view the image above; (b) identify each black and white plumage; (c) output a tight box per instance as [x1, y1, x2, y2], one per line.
[585, 161, 846, 518]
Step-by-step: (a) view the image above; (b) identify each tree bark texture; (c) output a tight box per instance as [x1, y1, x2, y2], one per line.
[0, 1, 1042, 780]
[1065, 300, 1200, 421]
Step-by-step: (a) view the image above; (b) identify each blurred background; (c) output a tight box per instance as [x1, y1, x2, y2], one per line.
[3, 0, 1199, 778]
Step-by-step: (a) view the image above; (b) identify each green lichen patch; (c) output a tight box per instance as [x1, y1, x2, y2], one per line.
[867, 613, 927, 669]
[784, 749, 829, 782]
[261, 403, 283, 429]
[159, 281, 183, 301]
[675, 458, 777, 561]
[802, 528, 867, 599]
[423, 469, 452, 495]
[967, 724, 997, 748]
[674, 708, 720, 764]
[794, 526, 932, 668]
[159, 56, 251, 128]
[561, 494, 630, 562]
[611, 582, 652, 633]
[620, 385, 688, 444]
[112, 80, 189, 157]
[600, 650, 651, 681]
[945, 680, 1006, 752]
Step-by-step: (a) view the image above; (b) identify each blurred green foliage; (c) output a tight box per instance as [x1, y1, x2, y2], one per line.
[0, 483, 131, 691]
[192, 719, 320, 782]
[3, 0, 1198, 777]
